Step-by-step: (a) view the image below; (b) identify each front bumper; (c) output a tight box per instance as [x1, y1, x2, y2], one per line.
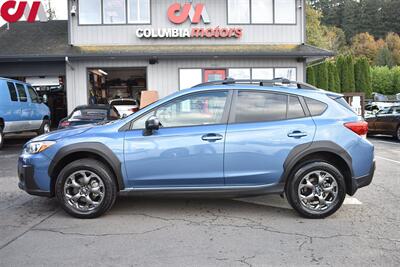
[18, 159, 52, 197]
[348, 160, 376, 196]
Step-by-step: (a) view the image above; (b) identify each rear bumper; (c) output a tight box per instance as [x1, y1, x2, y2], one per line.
[348, 160, 375, 196]
[18, 162, 51, 197]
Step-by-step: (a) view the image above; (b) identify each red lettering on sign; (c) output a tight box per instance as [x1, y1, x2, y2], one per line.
[0, 0, 47, 23]
[167, 2, 210, 24]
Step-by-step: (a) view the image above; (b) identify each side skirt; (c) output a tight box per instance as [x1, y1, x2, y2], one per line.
[119, 183, 285, 198]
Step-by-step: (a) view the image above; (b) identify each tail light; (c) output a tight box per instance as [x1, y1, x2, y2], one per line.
[60, 121, 70, 128]
[344, 121, 368, 138]
[129, 107, 139, 113]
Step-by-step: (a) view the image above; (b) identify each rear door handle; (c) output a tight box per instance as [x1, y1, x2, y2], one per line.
[202, 133, 223, 142]
[288, 131, 308, 138]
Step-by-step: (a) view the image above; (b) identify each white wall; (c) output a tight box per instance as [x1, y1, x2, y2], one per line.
[66, 57, 304, 112]
[69, 0, 304, 45]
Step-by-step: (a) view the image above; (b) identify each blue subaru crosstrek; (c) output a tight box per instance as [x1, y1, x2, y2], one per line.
[18, 79, 375, 219]
[0, 78, 51, 149]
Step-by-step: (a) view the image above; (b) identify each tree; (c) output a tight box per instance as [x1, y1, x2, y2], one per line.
[386, 32, 400, 65]
[337, 55, 355, 92]
[326, 62, 338, 92]
[342, 0, 362, 41]
[354, 57, 372, 96]
[390, 66, 400, 95]
[315, 62, 329, 90]
[371, 66, 393, 94]
[375, 46, 395, 68]
[305, 5, 346, 52]
[351, 33, 381, 64]
[307, 66, 316, 86]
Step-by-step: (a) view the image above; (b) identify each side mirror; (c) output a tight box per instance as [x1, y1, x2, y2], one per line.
[143, 116, 161, 136]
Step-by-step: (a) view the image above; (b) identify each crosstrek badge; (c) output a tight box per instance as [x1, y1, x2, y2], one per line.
[0, 0, 47, 23]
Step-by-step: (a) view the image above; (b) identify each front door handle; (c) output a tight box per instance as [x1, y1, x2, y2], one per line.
[202, 133, 223, 142]
[288, 131, 308, 138]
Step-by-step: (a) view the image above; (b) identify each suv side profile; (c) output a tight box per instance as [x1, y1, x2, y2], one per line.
[18, 79, 375, 219]
[0, 77, 51, 149]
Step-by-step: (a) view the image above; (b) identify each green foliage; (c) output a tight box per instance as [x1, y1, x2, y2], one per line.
[354, 57, 372, 97]
[375, 46, 395, 68]
[337, 55, 356, 92]
[371, 67, 393, 94]
[327, 62, 340, 92]
[315, 62, 329, 90]
[307, 66, 316, 86]
[390, 66, 400, 95]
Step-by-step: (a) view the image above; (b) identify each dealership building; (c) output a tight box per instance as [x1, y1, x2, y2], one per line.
[0, 0, 333, 122]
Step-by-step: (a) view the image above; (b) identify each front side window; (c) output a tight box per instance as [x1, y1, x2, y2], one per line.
[128, 0, 150, 23]
[103, 0, 126, 24]
[27, 86, 39, 103]
[133, 91, 228, 129]
[7, 82, 18, 102]
[79, 0, 102, 24]
[15, 84, 27, 102]
[235, 91, 287, 123]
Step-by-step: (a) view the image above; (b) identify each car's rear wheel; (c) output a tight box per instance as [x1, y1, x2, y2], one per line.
[37, 119, 51, 135]
[0, 126, 4, 149]
[396, 125, 400, 141]
[55, 159, 117, 219]
[286, 162, 346, 219]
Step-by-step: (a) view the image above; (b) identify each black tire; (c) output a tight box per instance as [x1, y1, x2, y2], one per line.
[0, 125, 4, 150]
[395, 125, 400, 141]
[286, 161, 346, 219]
[55, 159, 117, 219]
[37, 119, 50, 135]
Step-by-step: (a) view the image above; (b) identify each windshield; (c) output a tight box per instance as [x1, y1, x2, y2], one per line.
[111, 100, 137, 106]
[70, 109, 108, 121]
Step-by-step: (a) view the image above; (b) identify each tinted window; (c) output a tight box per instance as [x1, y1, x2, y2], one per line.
[334, 97, 355, 114]
[7, 82, 18, 102]
[305, 98, 328, 116]
[132, 91, 228, 129]
[27, 86, 39, 103]
[16, 84, 27, 102]
[70, 109, 108, 120]
[111, 100, 137, 106]
[235, 91, 287, 123]
[288, 96, 306, 119]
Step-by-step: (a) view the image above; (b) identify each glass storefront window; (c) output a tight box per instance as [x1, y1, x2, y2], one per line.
[103, 0, 126, 24]
[229, 68, 251, 80]
[252, 68, 274, 80]
[275, 0, 296, 24]
[251, 0, 273, 24]
[79, 0, 102, 25]
[275, 68, 297, 80]
[179, 69, 203, 90]
[128, 0, 151, 24]
[227, 0, 250, 24]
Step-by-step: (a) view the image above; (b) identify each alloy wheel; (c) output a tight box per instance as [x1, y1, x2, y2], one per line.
[397, 126, 400, 141]
[64, 170, 105, 212]
[298, 170, 338, 212]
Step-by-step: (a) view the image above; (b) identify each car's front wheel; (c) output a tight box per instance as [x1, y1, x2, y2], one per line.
[286, 162, 346, 219]
[55, 159, 117, 219]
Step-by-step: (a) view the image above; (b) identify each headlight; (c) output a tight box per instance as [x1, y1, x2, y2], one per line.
[24, 141, 56, 154]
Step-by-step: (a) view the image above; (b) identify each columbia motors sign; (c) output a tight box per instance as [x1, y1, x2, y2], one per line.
[0, 1, 47, 23]
[136, 3, 243, 39]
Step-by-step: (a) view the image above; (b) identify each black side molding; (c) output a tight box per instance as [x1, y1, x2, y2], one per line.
[48, 142, 125, 192]
[280, 141, 354, 184]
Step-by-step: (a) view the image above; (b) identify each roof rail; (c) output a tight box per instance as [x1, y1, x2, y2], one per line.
[192, 77, 318, 90]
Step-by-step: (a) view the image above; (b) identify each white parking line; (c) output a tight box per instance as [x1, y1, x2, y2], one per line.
[376, 156, 400, 164]
[343, 196, 362, 205]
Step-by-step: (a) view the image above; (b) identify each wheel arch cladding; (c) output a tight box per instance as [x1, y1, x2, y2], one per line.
[48, 143, 125, 196]
[281, 141, 354, 195]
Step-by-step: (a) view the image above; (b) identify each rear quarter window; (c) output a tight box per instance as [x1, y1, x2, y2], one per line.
[15, 84, 27, 102]
[305, 98, 328, 116]
[7, 82, 18, 102]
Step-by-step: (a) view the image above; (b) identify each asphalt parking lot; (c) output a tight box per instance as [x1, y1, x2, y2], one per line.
[0, 134, 399, 266]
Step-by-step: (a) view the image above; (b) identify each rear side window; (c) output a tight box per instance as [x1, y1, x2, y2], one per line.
[235, 91, 287, 123]
[15, 84, 27, 102]
[333, 97, 356, 114]
[305, 98, 328, 116]
[287, 96, 306, 119]
[7, 82, 18, 102]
